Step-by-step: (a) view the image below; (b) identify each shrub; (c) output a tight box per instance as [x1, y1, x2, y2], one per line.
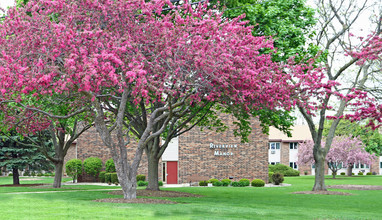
[269, 164, 299, 176]
[23, 170, 30, 176]
[304, 171, 308, 175]
[352, 173, 355, 175]
[31, 171, 36, 177]
[137, 180, 148, 186]
[51, 173, 55, 177]
[221, 179, 231, 186]
[105, 173, 112, 183]
[213, 181, 222, 186]
[158, 181, 163, 186]
[65, 159, 83, 182]
[199, 180, 208, 186]
[239, 179, 250, 186]
[272, 173, 284, 185]
[358, 172, 363, 176]
[208, 178, 219, 184]
[268, 172, 274, 183]
[366, 172, 372, 175]
[231, 181, 245, 187]
[340, 172, 346, 175]
[83, 157, 103, 178]
[111, 173, 118, 183]
[44, 173, 51, 177]
[37, 172, 43, 177]
[8, 173, 13, 176]
[105, 159, 116, 173]
[136, 174, 146, 182]
[99, 171, 106, 183]
[251, 179, 265, 187]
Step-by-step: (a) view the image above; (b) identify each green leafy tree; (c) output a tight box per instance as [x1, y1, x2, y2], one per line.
[65, 159, 83, 183]
[323, 120, 382, 156]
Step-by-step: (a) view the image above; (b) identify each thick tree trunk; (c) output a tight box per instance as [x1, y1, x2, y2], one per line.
[12, 167, 20, 185]
[347, 165, 353, 176]
[146, 154, 160, 191]
[313, 156, 327, 191]
[53, 161, 63, 188]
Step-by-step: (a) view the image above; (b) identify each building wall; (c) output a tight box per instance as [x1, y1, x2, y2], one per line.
[63, 143, 77, 175]
[178, 114, 269, 183]
[280, 142, 289, 165]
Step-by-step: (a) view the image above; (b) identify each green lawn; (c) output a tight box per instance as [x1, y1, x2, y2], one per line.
[0, 175, 382, 219]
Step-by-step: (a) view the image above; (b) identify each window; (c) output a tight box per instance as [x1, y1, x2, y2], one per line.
[312, 164, 315, 168]
[366, 164, 369, 169]
[380, 162, 382, 168]
[289, 142, 298, 149]
[270, 162, 280, 165]
[289, 162, 298, 169]
[269, 142, 280, 150]
[360, 164, 364, 169]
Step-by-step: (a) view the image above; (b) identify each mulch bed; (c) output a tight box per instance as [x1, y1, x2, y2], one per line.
[0, 184, 45, 187]
[328, 185, 382, 190]
[94, 198, 178, 204]
[95, 189, 202, 204]
[292, 191, 353, 195]
[109, 189, 202, 198]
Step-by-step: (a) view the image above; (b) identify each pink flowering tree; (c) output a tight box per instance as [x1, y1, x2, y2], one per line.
[295, 0, 382, 191]
[297, 135, 376, 179]
[0, 0, 334, 198]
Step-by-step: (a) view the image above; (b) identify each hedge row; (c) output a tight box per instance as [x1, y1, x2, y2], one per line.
[199, 178, 265, 187]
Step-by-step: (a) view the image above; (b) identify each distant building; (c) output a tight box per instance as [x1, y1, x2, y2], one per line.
[268, 125, 382, 175]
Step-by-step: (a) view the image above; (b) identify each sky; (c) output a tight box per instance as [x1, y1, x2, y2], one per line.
[0, 0, 15, 14]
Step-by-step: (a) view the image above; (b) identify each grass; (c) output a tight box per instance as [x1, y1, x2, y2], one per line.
[0, 175, 382, 219]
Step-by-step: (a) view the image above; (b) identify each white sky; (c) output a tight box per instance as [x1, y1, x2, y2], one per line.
[0, 0, 15, 14]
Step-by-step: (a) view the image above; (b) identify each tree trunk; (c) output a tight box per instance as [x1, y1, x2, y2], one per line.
[347, 165, 353, 176]
[12, 167, 20, 185]
[53, 161, 63, 188]
[146, 154, 160, 191]
[313, 156, 327, 191]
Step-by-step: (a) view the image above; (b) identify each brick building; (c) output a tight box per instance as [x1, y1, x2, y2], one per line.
[66, 114, 269, 183]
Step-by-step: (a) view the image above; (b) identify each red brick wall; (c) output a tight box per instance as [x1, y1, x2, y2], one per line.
[178, 114, 268, 183]
[280, 142, 289, 165]
[370, 159, 380, 174]
[75, 114, 269, 183]
[63, 143, 77, 175]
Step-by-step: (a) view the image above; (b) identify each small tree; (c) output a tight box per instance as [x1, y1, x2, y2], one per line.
[83, 157, 102, 180]
[65, 159, 82, 183]
[298, 136, 376, 178]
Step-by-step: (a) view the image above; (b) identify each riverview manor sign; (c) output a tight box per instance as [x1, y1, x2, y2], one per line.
[209, 143, 238, 156]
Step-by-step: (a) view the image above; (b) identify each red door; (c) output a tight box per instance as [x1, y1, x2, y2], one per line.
[166, 161, 178, 184]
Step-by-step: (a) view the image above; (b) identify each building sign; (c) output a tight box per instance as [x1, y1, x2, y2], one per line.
[210, 143, 237, 156]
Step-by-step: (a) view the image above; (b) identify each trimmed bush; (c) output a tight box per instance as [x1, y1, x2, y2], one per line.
[31, 171, 36, 177]
[340, 172, 346, 175]
[23, 170, 30, 176]
[208, 178, 219, 184]
[269, 164, 300, 176]
[137, 180, 148, 186]
[352, 173, 355, 175]
[199, 180, 208, 186]
[105, 159, 116, 173]
[44, 173, 51, 177]
[158, 181, 163, 186]
[251, 179, 265, 187]
[8, 173, 13, 176]
[83, 157, 103, 178]
[272, 173, 284, 185]
[304, 171, 308, 175]
[99, 171, 106, 183]
[111, 173, 118, 183]
[366, 172, 372, 175]
[358, 172, 363, 176]
[51, 173, 55, 177]
[232, 181, 245, 187]
[136, 174, 146, 182]
[239, 179, 250, 186]
[65, 159, 83, 182]
[268, 172, 274, 183]
[213, 181, 223, 186]
[105, 173, 112, 183]
[37, 173, 43, 177]
[221, 179, 231, 186]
